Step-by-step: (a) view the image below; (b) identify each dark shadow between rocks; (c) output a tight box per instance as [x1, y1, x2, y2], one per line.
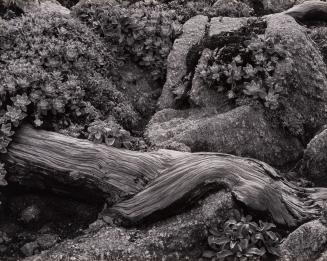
[0, 184, 104, 260]
[0, 2, 23, 19]
[57, 0, 80, 9]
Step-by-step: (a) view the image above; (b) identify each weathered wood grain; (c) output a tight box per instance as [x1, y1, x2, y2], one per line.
[2, 125, 167, 202]
[1, 125, 326, 227]
[109, 152, 322, 227]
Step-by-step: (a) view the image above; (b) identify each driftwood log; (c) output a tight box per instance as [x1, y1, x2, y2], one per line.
[2, 125, 327, 228]
[2, 125, 167, 203]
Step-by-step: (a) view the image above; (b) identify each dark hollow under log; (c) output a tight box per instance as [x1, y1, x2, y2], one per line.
[2, 125, 327, 228]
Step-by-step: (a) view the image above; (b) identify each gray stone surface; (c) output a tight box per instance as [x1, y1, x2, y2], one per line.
[209, 17, 248, 39]
[157, 15, 209, 110]
[212, 0, 253, 17]
[20, 0, 70, 15]
[280, 220, 327, 261]
[262, 0, 296, 13]
[21, 241, 39, 257]
[38, 0, 70, 15]
[145, 106, 302, 167]
[301, 128, 327, 185]
[24, 191, 234, 261]
[37, 234, 59, 249]
[265, 14, 327, 136]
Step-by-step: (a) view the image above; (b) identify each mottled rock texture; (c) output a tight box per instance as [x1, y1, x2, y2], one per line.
[158, 16, 248, 110]
[151, 12, 327, 168]
[24, 192, 234, 261]
[208, 16, 248, 41]
[280, 220, 327, 261]
[265, 14, 327, 137]
[301, 127, 327, 185]
[146, 106, 302, 167]
[212, 0, 254, 17]
[262, 0, 297, 13]
[157, 15, 208, 110]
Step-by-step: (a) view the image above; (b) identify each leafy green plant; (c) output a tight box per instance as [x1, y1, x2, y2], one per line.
[87, 119, 132, 149]
[85, 75, 142, 130]
[0, 11, 145, 157]
[86, 118, 148, 151]
[0, 13, 105, 152]
[203, 211, 280, 260]
[197, 31, 292, 112]
[73, 0, 181, 81]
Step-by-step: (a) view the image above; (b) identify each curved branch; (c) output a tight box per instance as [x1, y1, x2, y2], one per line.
[3, 125, 167, 203]
[108, 153, 322, 227]
[2, 125, 326, 227]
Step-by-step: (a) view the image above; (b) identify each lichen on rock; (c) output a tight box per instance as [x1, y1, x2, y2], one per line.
[280, 220, 327, 260]
[24, 191, 234, 261]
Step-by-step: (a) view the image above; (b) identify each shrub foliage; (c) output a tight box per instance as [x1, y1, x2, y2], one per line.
[197, 33, 292, 111]
[73, 0, 181, 81]
[0, 12, 144, 158]
[203, 210, 280, 260]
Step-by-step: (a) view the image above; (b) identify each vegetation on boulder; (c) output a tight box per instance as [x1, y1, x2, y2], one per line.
[203, 210, 280, 260]
[197, 30, 292, 111]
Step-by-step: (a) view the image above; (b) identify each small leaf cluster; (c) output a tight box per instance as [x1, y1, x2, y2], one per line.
[73, 0, 181, 81]
[203, 211, 280, 261]
[87, 119, 132, 149]
[58, 118, 147, 150]
[197, 33, 292, 110]
[87, 119, 148, 151]
[58, 123, 85, 138]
